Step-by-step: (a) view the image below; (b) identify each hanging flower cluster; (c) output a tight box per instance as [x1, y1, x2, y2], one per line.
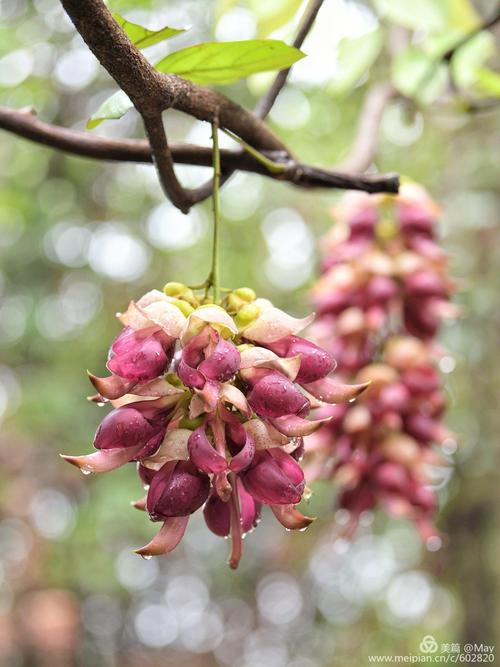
[62, 285, 365, 567]
[305, 183, 457, 541]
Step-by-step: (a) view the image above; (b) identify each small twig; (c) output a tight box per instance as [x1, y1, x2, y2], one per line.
[442, 5, 500, 62]
[337, 83, 396, 173]
[255, 0, 324, 120]
[210, 119, 221, 303]
[220, 127, 287, 174]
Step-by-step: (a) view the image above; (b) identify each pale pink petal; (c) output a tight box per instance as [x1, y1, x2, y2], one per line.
[243, 419, 288, 450]
[239, 347, 301, 381]
[220, 384, 252, 418]
[141, 429, 190, 471]
[182, 305, 237, 343]
[241, 299, 315, 344]
[303, 377, 370, 403]
[135, 516, 189, 557]
[269, 414, 332, 437]
[60, 445, 141, 473]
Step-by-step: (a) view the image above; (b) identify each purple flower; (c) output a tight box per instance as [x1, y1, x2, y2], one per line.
[107, 326, 173, 382]
[177, 328, 240, 389]
[241, 448, 305, 506]
[146, 460, 210, 521]
[264, 335, 336, 384]
[247, 372, 309, 419]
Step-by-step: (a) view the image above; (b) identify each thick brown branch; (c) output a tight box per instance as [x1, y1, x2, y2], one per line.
[59, 0, 287, 152]
[0, 106, 399, 193]
[337, 83, 396, 173]
[255, 0, 324, 120]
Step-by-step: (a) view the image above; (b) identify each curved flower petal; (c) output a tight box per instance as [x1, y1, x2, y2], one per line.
[203, 491, 231, 537]
[228, 426, 255, 473]
[238, 480, 260, 533]
[220, 384, 252, 419]
[188, 426, 228, 474]
[183, 305, 237, 343]
[271, 504, 315, 530]
[243, 419, 288, 450]
[142, 429, 191, 471]
[135, 516, 189, 557]
[87, 372, 136, 400]
[239, 347, 302, 382]
[265, 335, 336, 384]
[269, 414, 332, 437]
[60, 444, 142, 473]
[189, 380, 220, 418]
[242, 299, 315, 344]
[199, 336, 240, 382]
[303, 377, 370, 403]
[118, 298, 186, 338]
[132, 496, 147, 511]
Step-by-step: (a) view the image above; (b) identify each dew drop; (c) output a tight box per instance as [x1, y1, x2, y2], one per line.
[81, 465, 93, 475]
[140, 554, 153, 560]
[298, 527, 309, 533]
[426, 535, 442, 552]
[348, 397, 356, 403]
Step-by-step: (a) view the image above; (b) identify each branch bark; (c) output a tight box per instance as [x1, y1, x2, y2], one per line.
[0, 106, 399, 193]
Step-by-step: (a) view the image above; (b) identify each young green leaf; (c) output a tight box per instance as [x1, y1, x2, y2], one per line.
[155, 40, 305, 85]
[113, 13, 186, 49]
[392, 47, 448, 105]
[373, 0, 478, 33]
[329, 29, 383, 96]
[451, 31, 500, 96]
[87, 90, 133, 129]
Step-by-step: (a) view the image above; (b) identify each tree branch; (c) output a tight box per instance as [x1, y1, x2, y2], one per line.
[0, 106, 399, 193]
[255, 0, 324, 120]
[337, 83, 396, 173]
[442, 5, 500, 62]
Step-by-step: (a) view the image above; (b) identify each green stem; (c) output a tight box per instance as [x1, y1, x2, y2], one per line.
[211, 120, 221, 303]
[220, 127, 287, 175]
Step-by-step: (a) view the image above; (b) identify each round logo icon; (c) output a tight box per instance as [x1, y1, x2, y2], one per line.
[419, 635, 438, 654]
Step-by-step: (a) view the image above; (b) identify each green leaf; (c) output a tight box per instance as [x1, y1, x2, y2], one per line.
[451, 31, 495, 88]
[112, 13, 185, 49]
[155, 39, 305, 85]
[392, 47, 448, 104]
[329, 29, 383, 96]
[475, 67, 500, 97]
[373, 0, 478, 33]
[86, 90, 133, 129]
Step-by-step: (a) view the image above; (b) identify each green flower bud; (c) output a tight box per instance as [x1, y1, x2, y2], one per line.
[235, 303, 260, 329]
[234, 287, 256, 302]
[172, 299, 195, 317]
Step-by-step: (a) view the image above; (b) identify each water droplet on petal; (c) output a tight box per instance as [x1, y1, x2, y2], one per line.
[426, 535, 442, 552]
[81, 464, 93, 475]
[140, 554, 153, 560]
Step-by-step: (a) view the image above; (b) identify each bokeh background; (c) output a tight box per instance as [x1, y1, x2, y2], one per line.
[0, 0, 499, 665]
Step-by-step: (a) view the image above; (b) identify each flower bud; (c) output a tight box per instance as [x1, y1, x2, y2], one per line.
[94, 406, 165, 458]
[242, 449, 304, 505]
[107, 327, 172, 383]
[265, 335, 335, 384]
[247, 372, 309, 418]
[147, 460, 210, 521]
